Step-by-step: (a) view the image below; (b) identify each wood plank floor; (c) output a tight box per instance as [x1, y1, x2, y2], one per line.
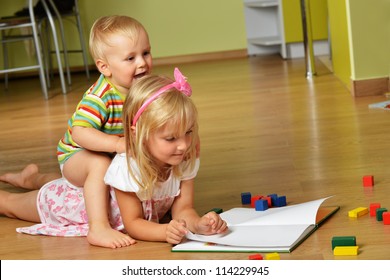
[1, 55, 390, 260]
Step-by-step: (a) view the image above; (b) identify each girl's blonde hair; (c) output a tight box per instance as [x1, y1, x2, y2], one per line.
[89, 15, 148, 61]
[123, 74, 199, 199]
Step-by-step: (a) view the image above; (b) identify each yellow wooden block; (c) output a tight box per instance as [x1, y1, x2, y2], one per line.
[348, 207, 368, 218]
[333, 246, 359, 256]
[265, 252, 280, 260]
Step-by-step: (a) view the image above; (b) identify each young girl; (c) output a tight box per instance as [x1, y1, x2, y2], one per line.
[0, 69, 227, 245]
[105, 68, 226, 242]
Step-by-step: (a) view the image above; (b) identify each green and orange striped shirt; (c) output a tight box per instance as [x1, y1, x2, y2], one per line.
[57, 74, 125, 164]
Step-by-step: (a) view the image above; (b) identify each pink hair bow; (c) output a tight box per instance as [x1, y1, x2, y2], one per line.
[171, 67, 192, 96]
[132, 68, 192, 125]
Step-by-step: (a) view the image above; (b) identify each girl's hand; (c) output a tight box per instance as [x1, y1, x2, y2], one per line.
[166, 219, 188, 244]
[197, 212, 228, 235]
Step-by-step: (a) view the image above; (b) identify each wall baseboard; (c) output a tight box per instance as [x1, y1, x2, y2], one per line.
[153, 49, 248, 66]
[351, 77, 390, 97]
[0, 50, 249, 81]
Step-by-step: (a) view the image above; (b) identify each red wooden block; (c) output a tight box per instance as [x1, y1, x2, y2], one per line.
[264, 196, 272, 207]
[251, 195, 263, 208]
[383, 212, 390, 225]
[249, 253, 263, 260]
[370, 203, 381, 217]
[363, 175, 374, 187]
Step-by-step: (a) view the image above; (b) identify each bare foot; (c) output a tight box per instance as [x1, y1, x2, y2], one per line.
[0, 164, 40, 190]
[87, 227, 136, 249]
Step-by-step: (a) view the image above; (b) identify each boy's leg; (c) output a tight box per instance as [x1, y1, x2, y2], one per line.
[63, 150, 135, 249]
[0, 164, 60, 190]
[0, 189, 40, 222]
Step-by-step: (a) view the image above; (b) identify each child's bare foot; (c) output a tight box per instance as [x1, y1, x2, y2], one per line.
[0, 164, 40, 190]
[87, 226, 136, 249]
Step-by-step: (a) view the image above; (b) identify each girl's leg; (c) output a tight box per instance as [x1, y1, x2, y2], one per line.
[0, 189, 40, 222]
[0, 164, 60, 190]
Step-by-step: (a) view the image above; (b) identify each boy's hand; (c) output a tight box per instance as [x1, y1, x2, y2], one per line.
[115, 137, 126, 153]
[197, 212, 228, 235]
[195, 135, 200, 157]
[166, 219, 188, 244]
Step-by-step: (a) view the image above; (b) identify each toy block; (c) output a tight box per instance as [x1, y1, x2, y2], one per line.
[333, 246, 359, 256]
[255, 199, 268, 211]
[251, 195, 263, 208]
[206, 208, 223, 214]
[383, 212, 390, 225]
[331, 236, 356, 250]
[267, 194, 278, 206]
[362, 175, 374, 187]
[241, 192, 252, 205]
[376, 208, 388, 221]
[248, 253, 263, 260]
[274, 195, 287, 207]
[264, 196, 272, 207]
[370, 203, 381, 217]
[265, 252, 280, 260]
[348, 207, 368, 218]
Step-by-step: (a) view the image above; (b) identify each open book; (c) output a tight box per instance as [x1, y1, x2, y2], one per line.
[369, 100, 390, 110]
[172, 197, 339, 253]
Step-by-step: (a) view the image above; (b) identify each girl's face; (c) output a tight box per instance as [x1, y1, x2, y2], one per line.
[147, 123, 194, 168]
[100, 29, 152, 95]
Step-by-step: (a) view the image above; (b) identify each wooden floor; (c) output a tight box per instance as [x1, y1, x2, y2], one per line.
[1, 55, 390, 260]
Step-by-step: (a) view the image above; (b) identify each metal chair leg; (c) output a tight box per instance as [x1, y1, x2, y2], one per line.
[41, 0, 67, 94]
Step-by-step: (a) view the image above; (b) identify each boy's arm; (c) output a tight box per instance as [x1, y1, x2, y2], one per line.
[72, 126, 125, 153]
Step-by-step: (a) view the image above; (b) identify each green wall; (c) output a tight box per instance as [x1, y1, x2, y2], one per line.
[328, 0, 389, 90]
[0, 0, 247, 67]
[2, 0, 388, 94]
[347, 0, 389, 81]
[327, 0, 351, 89]
[282, 0, 328, 43]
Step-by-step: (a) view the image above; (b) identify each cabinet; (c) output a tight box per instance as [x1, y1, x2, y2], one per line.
[243, 0, 286, 58]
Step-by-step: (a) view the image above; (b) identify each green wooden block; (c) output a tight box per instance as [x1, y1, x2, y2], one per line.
[376, 208, 388, 221]
[331, 236, 356, 250]
[206, 208, 223, 214]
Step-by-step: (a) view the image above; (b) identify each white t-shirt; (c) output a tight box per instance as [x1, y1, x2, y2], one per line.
[104, 153, 200, 222]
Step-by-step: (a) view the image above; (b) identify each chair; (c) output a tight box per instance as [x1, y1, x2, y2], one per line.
[44, 0, 90, 84]
[38, 0, 70, 92]
[0, 0, 48, 99]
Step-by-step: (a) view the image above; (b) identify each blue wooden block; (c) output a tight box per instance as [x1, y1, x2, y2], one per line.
[275, 196, 287, 207]
[255, 199, 268, 211]
[241, 192, 252, 204]
[267, 194, 278, 206]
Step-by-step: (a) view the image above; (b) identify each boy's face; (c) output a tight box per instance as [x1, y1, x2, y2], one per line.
[99, 29, 152, 95]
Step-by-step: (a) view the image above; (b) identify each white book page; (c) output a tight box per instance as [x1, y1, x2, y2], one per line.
[185, 224, 312, 247]
[220, 197, 329, 226]
[183, 197, 330, 247]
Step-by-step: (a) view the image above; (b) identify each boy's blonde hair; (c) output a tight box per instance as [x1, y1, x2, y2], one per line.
[89, 15, 148, 61]
[123, 74, 198, 199]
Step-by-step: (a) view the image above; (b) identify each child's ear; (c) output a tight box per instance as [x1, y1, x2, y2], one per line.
[130, 125, 136, 136]
[96, 59, 111, 77]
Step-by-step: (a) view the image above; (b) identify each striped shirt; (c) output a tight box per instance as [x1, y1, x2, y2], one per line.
[57, 74, 125, 164]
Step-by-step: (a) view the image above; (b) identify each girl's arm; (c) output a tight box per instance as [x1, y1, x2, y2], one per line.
[171, 179, 227, 235]
[114, 188, 188, 243]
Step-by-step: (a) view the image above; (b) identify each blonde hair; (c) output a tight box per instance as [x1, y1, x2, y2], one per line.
[123, 75, 199, 199]
[89, 15, 148, 61]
